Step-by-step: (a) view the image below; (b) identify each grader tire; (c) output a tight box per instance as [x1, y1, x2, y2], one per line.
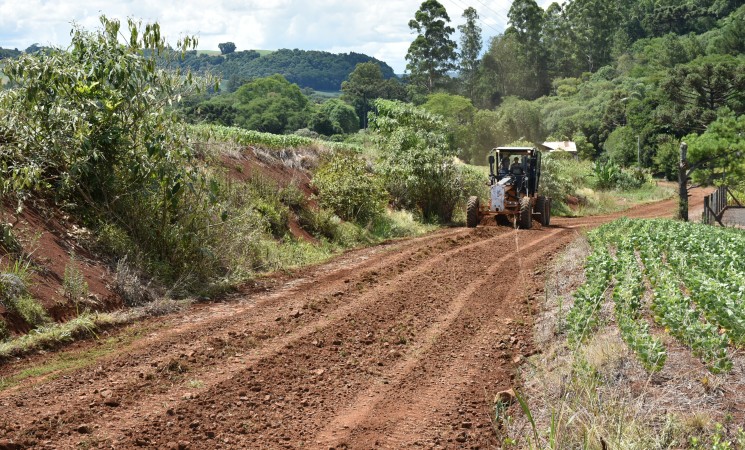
[466, 196, 480, 228]
[518, 202, 533, 229]
[536, 196, 550, 226]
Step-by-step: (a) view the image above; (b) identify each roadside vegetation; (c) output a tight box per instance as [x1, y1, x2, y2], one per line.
[502, 219, 745, 448]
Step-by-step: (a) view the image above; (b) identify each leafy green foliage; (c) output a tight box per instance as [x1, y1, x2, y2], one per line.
[312, 151, 388, 225]
[660, 55, 745, 135]
[218, 42, 236, 55]
[457, 7, 482, 100]
[309, 99, 359, 136]
[603, 126, 638, 166]
[405, 0, 458, 93]
[341, 62, 407, 129]
[568, 218, 745, 373]
[0, 17, 241, 287]
[12, 296, 51, 328]
[188, 74, 311, 134]
[370, 99, 477, 222]
[421, 93, 475, 160]
[0, 263, 50, 328]
[685, 112, 745, 188]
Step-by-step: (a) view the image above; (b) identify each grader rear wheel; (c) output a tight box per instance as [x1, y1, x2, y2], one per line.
[536, 196, 551, 226]
[466, 196, 480, 228]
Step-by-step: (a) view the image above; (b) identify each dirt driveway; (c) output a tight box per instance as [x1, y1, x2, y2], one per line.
[0, 190, 705, 449]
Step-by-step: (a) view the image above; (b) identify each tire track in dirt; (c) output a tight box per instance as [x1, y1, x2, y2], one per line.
[0, 226, 514, 447]
[0, 190, 705, 449]
[40, 227, 521, 448]
[312, 227, 573, 449]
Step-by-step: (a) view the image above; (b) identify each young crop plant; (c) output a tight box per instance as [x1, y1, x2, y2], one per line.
[612, 252, 666, 372]
[574, 218, 742, 373]
[566, 244, 615, 344]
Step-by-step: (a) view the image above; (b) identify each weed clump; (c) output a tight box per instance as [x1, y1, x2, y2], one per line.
[1, 266, 51, 328]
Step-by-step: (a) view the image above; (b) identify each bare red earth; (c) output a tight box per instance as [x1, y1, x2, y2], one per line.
[0, 201, 120, 331]
[0, 190, 706, 449]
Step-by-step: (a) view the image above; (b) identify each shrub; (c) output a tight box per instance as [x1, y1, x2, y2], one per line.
[0, 17, 234, 289]
[312, 150, 388, 225]
[114, 258, 153, 307]
[0, 223, 21, 254]
[370, 99, 476, 222]
[0, 265, 50, 328]
[0, 319, 8, 341]
[63, 254, 89, 308]
[13, 296, 51, 327]
[593, 161, 648, 190]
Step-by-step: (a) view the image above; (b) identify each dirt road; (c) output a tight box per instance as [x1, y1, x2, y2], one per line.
[0, 191, 705, 449]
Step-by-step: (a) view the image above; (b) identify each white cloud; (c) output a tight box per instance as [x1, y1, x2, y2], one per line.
[0, 0, 529, 72]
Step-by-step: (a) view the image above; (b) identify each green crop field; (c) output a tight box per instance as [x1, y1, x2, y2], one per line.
[567, 218, 745, 373]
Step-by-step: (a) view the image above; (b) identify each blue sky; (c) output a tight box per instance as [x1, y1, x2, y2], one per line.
[0, 0, 552, 73]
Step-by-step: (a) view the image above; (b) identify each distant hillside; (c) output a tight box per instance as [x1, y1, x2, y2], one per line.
[174, 48, 396, 91]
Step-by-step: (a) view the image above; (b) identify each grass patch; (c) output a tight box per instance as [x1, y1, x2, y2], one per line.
[0, 322, 158, 391]
[570, 182, 676, 216]
[0, 297, 191, 365]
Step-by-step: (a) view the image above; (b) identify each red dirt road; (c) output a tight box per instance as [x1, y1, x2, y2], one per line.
[0, 191, 705, 449]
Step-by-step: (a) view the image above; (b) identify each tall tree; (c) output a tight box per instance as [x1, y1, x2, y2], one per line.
[405, 0, 458, 94]
[341, 62, 406, 129]
[660, 55, 745, 136]
[542, 2, 579, 79]
[505, 0, 549, 98]
[565, 0, 622, 72]
[457, 7, 482, 101]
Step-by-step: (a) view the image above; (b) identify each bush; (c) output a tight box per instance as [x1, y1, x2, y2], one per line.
[540, 153, 593, 206]
[370, 99, 476, 222]
[0, 268, 50, 328]
[13, 296, 51, 327]
[603, 126, 638, 166]
[312, 150, 388, 225]
[63, 254, 89, 307]
[593, 161, 648, 190]
[0, 319, 8, 341]
[0, 18, 240, 290]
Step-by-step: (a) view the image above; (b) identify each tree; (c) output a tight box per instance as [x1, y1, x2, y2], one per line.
[341, 62, 406, 129]
[457, 7, 482, 100]
[231, 75, 311, 134]
[310, 99, 359, 135]
[405, 0, 457, 93]
[218, 42, 236, 55]
[543, 2, 580, 78]
[370, 99, 462, 221]
[660, 55, 745, 135]
[565, 0, 622, 72]
[505, 0, 549, 98]
[685, 113, 745, 188]
[421, 93, 475, 160]
[604, 126, 638, 166]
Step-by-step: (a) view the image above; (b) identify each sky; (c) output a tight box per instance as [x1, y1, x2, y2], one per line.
[0, 0, 552, 73]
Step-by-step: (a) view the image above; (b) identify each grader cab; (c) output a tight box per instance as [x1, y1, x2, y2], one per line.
[466, 147, 551, 229]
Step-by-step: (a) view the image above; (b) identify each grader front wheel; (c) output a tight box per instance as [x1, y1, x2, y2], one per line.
[466, 196, 480, 228]
[518, 203, 533, 229]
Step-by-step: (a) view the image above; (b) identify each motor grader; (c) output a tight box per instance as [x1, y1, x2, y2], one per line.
[466, 146, 551, 229]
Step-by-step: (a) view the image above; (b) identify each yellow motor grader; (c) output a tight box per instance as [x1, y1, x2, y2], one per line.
[466, 146, 551, 229]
